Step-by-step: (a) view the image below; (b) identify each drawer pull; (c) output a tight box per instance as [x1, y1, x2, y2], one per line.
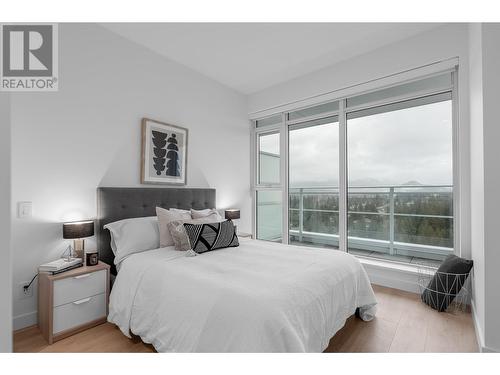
[73, 297, 91, 305]
[73, 274, 91, 280]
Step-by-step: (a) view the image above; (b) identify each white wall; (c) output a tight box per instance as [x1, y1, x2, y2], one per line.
[480, 23, 500, 352]
[10, 24, 251, 329]
[468, 23, 486, 351]
[467, 23, 500, 353]
[0, 93, 12, 351]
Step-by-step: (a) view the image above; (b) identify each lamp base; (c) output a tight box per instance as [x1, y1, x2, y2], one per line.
[73, 239, 85, 260]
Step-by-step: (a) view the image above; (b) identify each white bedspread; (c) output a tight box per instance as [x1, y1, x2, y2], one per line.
[108, 239, 377, 352]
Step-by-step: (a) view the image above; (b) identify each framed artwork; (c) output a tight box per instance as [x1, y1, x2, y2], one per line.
[141, 118, 188, 185]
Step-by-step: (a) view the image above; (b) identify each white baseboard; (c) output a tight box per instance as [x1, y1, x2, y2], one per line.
[360, 259, 420, 293]
[471, 301, 485, 352]
[471, 302, 497, 353]
[13, 311, 37, 331]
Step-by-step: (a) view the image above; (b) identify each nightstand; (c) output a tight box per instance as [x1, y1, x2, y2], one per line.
[38, 261, 110, 344]
[238, 232, 252, 239]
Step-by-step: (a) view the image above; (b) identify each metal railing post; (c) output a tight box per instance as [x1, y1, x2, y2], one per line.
[299, 188, 304, 242]
[389, 187, 395, 256]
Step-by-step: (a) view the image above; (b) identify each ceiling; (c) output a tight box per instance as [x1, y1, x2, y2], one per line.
[102, 23, 442, 94]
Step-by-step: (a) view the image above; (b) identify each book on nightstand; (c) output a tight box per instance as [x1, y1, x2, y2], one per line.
[38, 258, 83, 274]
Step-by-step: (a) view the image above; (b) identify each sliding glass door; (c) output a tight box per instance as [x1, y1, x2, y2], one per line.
[288, 116, 339, 249]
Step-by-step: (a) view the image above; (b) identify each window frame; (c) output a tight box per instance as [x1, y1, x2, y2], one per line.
[250, 67, 460, 261]
[252, 113, 287, 241]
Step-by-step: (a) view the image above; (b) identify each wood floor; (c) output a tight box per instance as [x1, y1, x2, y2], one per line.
[325, 285, 478, 352]
[14, 285, 478, 353]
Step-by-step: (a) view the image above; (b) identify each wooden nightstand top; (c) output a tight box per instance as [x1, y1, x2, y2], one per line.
[41, 261, 110, 281]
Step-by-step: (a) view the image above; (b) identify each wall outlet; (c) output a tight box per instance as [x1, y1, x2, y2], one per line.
[19, 281, 34, 299]
[18, 201, 33, 219]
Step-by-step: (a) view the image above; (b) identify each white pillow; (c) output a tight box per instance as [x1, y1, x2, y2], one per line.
[191, 208, 222, 220]
[169, 208, 191, 215]
[104, 216, 159, 265]
[156, 207, 192, 247]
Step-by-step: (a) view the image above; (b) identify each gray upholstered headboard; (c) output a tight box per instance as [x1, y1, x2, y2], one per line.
[97, 187, 216, 275]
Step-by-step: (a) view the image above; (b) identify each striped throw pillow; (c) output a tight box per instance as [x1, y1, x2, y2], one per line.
[183, 220, 239, 254]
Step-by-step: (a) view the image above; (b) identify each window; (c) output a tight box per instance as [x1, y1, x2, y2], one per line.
[255, 115, 283, 241]
[288, 116, 339, 249]
[256, 114, 282, 128]
[258, 132, 280, 185]
[346, 72, 452, 109]
[347, 95, 453, 265]
[288, 101, 339, 121]
[252, 69, 457, 266]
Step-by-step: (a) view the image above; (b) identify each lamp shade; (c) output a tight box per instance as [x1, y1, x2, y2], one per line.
[63, 220, 95, 239]
[224, 209, 240, 220]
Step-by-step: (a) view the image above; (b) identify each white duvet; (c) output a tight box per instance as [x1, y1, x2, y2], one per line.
[108, 239, 377, 352]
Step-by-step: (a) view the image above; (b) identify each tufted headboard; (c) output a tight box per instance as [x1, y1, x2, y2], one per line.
[97, 187, 216, 275]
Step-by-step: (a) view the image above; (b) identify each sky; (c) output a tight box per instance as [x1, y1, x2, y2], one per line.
[260, 100, 453, 188]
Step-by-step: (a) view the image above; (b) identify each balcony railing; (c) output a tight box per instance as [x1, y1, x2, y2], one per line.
[260, 185, 454, 263]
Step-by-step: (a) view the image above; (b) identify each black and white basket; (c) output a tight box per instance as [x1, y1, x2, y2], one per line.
[416, 265, 472, 313]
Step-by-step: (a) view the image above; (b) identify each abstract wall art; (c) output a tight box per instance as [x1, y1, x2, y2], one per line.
[141, 118, 188, 185]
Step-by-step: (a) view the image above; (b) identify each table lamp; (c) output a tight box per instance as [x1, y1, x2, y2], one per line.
[63, 220, 95, 259]
[225, 209, 240, 233]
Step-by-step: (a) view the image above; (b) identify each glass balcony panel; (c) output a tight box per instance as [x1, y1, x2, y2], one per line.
[348, 213, 389, 241]
[303, 210, 339, 235]
[348, 190, 389, 214]
[289, 193, 299, 210]
[289, 209, 299, 231]
[394, 188, 453, 217]
[394, 215, 453, 248]
[302, 192, 339, 211]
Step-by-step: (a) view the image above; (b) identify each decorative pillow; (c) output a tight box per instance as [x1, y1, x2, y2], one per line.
[184, 220, 239, 254]
[167, 216, 224, 251]
[168, 220, 192, 251]
[169, 208, 191, 215]
[191, 208, 222, 220]
[104, 216, 159, 265]
[156, 207, 191, 247]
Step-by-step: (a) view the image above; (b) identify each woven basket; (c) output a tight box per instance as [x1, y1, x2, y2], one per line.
[416, 264, 472, 313]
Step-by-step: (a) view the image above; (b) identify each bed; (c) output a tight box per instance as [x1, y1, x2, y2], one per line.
[97, 187, 377, 353]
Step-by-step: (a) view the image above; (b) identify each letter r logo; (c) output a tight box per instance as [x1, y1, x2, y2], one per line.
[2, 25, 53, 77]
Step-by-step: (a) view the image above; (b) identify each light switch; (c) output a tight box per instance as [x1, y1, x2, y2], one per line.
[18, 202, 32, 219]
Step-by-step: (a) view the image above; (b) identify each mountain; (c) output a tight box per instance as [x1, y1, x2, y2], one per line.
[401, 180, 423, 186]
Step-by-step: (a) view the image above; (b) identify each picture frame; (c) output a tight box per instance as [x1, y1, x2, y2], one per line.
[141, 118, 188, 185]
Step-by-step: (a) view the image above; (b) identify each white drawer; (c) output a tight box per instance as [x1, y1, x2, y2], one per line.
[53, 293, 106, 334]
[53, 270, 106, 307]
